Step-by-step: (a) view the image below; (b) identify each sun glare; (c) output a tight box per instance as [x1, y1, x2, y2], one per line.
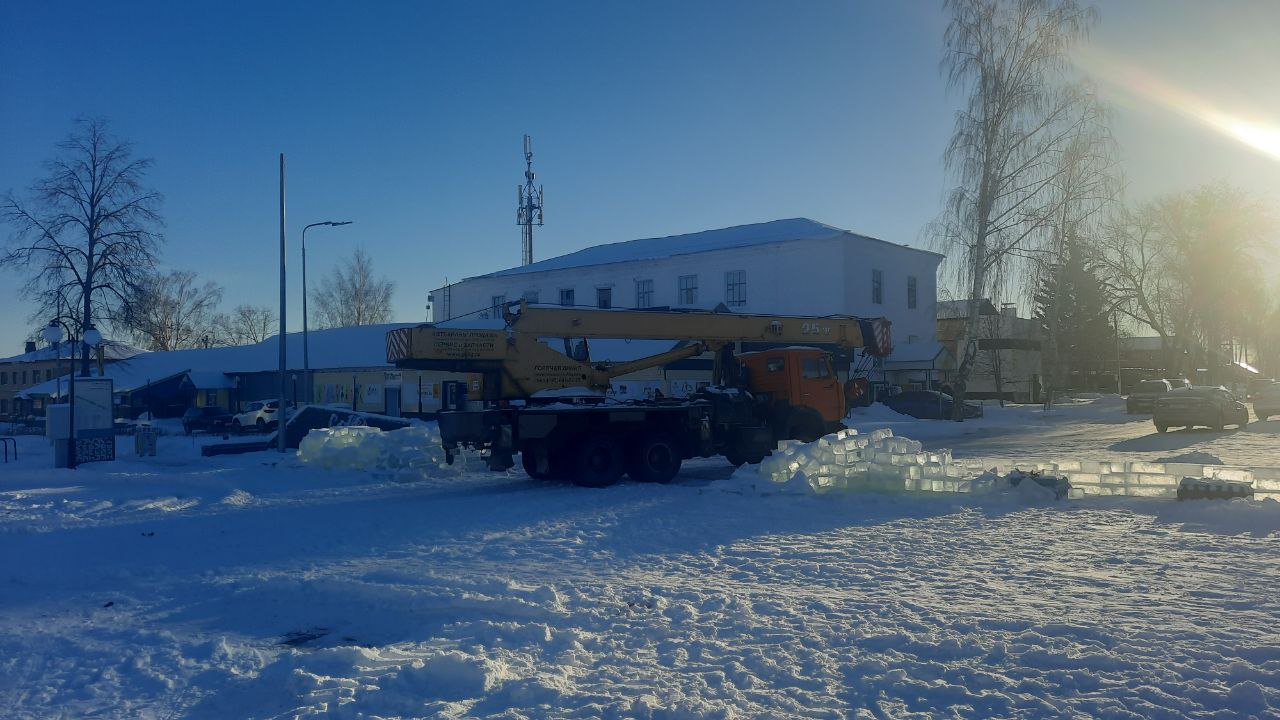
[1076, 46, 1280, 163]
[1226, 120, 1280, 162]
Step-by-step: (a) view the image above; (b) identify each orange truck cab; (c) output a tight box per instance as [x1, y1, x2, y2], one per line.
[738, 347, 847, 435]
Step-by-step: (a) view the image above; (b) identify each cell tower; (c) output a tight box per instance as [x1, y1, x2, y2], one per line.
[516, 134, 544, 266]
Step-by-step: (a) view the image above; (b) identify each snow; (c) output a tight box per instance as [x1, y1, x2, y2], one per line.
[477, 218, 940, 279]
[3, 397, 1280, 718]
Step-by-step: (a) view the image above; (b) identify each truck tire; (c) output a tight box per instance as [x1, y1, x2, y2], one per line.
[520, 445, 558, 480]
[628, 432, 682, 484]
[573, 434, 624, 488]
[787, 409, 826, 443]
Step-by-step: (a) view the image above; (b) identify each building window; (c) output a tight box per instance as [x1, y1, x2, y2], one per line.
[907, 334, 919, 344]
[491, 295, 506, 316]
[1, 371, 6, 385]
[45, 369, 52, 381]
[635, 279, 654, 309]
[205, 390, 218, 406]
[907, 275, 917, 309]
[596, 287, 612, 309]
[678, 274, 698, 305]
[0, 398, 7, 413]
[559, 288, 575, 306]
[22, 370, 28, 384]
[522, 289, 539, 303]
[725, 270, 746, 306]
[872, 269, 883, 305]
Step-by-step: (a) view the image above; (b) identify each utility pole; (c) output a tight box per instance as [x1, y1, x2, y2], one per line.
[278, 153, 288, 453]
[1115, 310, 1123, 396]
[516, 134, 544, 266]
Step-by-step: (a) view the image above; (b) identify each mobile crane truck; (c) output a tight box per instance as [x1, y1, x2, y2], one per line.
[386, 301, 892, 487]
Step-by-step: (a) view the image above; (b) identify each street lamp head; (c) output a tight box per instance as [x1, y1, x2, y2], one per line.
[329, 220, 353, 227]
[83, 325, 102, 348]
[43, 321, 63, 345]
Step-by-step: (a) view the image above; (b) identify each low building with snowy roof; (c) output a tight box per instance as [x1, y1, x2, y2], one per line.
[16, 324, 473, 420]
[429, 218, 945, 389]
[0, 338, 141, 418]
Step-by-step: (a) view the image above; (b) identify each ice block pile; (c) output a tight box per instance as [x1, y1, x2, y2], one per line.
[758, 428, 1280, 501]
[297, 424, 457, 478]
[1002, 460, 1280, 501]
[758, 428, 984, 494]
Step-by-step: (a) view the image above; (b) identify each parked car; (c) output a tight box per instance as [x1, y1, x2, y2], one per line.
[882, 390, 983, 420]
[1153, 386, 1249, 432]
[182, 406, 234, 435]
[1253, 382, 1280, 421]
[1126, 379, 1172, 414]
[1247, 377, 1278, 400]
[232, 399, 292, 432]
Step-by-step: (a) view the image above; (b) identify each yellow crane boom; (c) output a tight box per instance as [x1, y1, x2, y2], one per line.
[387, 300, 892, 400]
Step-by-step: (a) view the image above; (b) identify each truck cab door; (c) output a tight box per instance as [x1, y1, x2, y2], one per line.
[798, 356, 841, 422]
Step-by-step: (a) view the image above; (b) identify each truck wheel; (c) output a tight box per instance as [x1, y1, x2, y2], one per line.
[629, 432, 682, 484]
[520, 445, 558, 480]
[788, 410, 825, 443]
[573, 434, 624, 488]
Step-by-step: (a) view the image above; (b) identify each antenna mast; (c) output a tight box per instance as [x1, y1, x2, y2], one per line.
[516, 134, 543, 266]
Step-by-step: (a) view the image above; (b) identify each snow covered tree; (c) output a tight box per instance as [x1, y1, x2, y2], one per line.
[310, 247, 394, 328]
[1, 118, 163, 373]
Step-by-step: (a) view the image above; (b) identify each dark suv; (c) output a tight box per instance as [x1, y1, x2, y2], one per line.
[182, 406, 234, 435]
[1153, 387, 1249, 432]
[1126, 379, 1172, 414]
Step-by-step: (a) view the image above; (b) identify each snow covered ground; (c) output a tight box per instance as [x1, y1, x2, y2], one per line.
[2, 396, 1279, 718]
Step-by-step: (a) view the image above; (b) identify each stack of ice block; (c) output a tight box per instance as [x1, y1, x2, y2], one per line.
[758, 427, 978, 494]
[757, 428, 1280, 501]
[993, 460, 1279, 501]
[297, 424, 458, 478]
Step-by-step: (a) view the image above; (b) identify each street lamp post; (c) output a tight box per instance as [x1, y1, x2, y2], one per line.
[43, 321, 99, 469]
[301, 220, 353, 375]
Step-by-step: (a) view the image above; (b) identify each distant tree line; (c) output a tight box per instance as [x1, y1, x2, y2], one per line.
[1, 118, 396, 355]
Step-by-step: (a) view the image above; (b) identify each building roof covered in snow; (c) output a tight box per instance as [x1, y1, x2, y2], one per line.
[0, 339, 142, 364]
[881, 341, 954, 370]
[17, 323, 416, 399]
[472, 218, 942, 280]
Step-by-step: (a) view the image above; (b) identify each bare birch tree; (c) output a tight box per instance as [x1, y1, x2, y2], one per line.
[311, 247, 394, 328]
[938, 0, 1097, 417]
[125, 270, 224, 351]
[1, 118, 163, 373]
[213, 304, 278, 346]
[1034, 93, 1118, 406]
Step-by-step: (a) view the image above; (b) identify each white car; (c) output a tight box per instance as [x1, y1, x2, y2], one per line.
[232, 399, 290, 432]
[1254, 383, 1280, 421]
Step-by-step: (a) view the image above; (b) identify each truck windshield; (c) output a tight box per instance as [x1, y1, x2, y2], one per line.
[801, 357, 831, 379]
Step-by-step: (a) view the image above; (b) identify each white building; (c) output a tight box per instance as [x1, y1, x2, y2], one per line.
[431, 219, 944, 373]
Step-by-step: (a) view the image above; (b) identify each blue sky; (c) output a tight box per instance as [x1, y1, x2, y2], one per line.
[2, 1, 1277, 349]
